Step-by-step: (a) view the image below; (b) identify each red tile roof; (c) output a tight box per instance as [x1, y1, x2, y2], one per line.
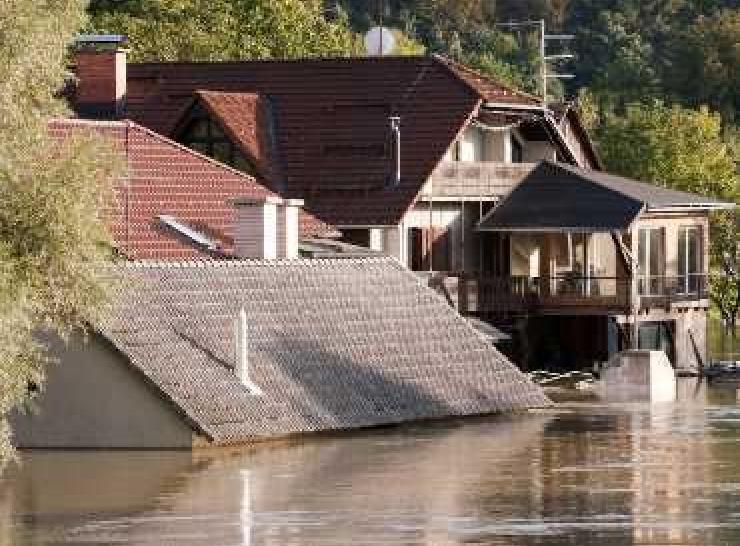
[194, 90, 283, 187]
[49, 119, 331, 259]
[120, 55, 531, 226]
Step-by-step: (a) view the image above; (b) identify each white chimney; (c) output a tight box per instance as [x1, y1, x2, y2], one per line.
[277, 199, 303, 259]
[234, 307, 262, 395]
[232, 196, 282, 259]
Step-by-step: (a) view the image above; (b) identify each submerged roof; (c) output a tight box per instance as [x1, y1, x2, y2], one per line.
[99, 258, 550, 444]
[478, 161, 732, 232]
[50, 119, 331, 259]
[121, 55, 538, 226]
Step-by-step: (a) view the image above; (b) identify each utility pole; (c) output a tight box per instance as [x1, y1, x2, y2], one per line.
[497, 19, 574, 107]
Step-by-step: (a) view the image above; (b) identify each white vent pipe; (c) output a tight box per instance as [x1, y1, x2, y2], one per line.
[234, 307, 262, 395]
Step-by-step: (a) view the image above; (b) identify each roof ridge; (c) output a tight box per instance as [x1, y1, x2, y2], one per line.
[50, 117, 128, 128]
[130, 55, 432, 68]
[122, 256, 398, 268]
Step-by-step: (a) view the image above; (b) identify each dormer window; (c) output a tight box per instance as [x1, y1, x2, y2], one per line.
[180, 116, 255, 173]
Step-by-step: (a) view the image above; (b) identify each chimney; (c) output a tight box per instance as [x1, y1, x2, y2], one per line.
[234, 307, 262, 395]
[74, 34, 128, 119]
[276, 199, 304, 259]
[232, 196, 282, 259]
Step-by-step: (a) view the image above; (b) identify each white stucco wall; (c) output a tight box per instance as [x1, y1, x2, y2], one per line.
[11, 333, 194, 449]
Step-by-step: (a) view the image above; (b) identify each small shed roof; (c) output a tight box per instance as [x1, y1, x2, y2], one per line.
[98, 258, 550, 445]
[478, 161, 733, 232]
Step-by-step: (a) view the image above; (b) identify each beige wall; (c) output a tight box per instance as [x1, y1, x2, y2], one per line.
[402, 202, 485, 272]
[633, 213, 710, 278]
[11, 333, 194, 449]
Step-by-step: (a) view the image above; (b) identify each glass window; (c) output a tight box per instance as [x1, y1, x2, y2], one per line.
[637, 227, 664, 295]
[678, 226, 701, 294]
[179, 115, 255, 174]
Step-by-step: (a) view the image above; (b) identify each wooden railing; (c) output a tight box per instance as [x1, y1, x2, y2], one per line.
[425, 274, 631, 317]
[637, 274, 709, 305]
[425, 273, 710, 317]
[421, 161, 536, 199]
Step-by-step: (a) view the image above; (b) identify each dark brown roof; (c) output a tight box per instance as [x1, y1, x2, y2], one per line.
[478, 161, 731, 232]
[99, 258, 550, 444]
[121, 56, 535, 226]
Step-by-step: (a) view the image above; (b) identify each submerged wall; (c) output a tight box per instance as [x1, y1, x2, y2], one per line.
[11, 333, 194, 449]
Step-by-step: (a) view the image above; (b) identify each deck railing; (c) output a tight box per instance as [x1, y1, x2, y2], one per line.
[422, 161, 536, 199]
[637, 274, 709, 301]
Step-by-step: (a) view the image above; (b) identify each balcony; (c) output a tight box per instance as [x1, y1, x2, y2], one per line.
[426, 273, 709, 318]
[637, 274, 709, 307]
[421, 161, 536, 200]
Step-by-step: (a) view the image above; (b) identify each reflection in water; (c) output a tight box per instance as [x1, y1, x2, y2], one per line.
[2, 379, 740, 545]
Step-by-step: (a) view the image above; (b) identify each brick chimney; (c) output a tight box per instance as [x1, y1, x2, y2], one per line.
[74, 34, 129, 119]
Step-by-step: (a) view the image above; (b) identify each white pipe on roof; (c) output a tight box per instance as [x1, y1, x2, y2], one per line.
[234, 307, 262, 395]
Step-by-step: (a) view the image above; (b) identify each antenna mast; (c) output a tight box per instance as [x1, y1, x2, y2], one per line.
[497, 19, 574, 107]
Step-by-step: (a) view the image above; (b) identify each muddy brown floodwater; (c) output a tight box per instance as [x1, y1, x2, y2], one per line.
[3, 379, 740, 545]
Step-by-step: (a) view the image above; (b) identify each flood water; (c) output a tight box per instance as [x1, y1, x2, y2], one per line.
[3, 379, 740, 545]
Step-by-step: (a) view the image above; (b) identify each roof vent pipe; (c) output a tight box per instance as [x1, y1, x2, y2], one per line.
[234, 307, 262, 395]
[389, 116, 401, 187]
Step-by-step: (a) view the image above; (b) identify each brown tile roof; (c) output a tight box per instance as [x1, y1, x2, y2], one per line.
[433, 55, 541, 105]
[49, 119, 331, 259]
[99, 258, 550, 444]
[120, 56, 532, 226]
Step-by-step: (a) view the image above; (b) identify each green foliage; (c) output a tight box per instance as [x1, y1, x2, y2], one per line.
[88, 0, 362, 61]
[597, 103, 737, 199]
[0, 0, 119, 470]
[594, 102, 739, 332]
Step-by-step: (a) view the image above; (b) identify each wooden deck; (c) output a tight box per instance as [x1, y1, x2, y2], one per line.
[423, 274, 709, 318]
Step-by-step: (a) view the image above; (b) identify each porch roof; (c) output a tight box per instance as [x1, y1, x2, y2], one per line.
[477, 161, 733, 232]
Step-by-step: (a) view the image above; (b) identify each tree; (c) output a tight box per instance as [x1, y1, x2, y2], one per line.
[595, 102, 739, 333]
[88, 0, 362, 61]
[0, 0, 119, 469]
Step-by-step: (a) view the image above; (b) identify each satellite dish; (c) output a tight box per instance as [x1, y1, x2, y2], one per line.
[364, 26, 396, 56]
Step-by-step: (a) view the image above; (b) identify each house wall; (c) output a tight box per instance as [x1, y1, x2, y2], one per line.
[522, 140, 557, 163]
[632, 213, 710, 278]
[633, 309, 708, 372]
[11, 333, 194, 449]
[403, 202, 484, 272]
[559, 115, 597, 169]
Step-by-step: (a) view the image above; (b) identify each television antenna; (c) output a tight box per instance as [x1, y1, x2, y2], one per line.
[497, 19, 574, 107]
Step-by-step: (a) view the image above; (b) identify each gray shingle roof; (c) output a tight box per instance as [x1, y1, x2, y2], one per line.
[478, 161, 732, 232]
[99, 257, 549, 445]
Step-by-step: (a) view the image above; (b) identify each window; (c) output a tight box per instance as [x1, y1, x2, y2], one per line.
[678, 226, 702, 294]
[637, 227, 664, 295]
[179, 116, 255, 174]
[510, 134, 524, 163]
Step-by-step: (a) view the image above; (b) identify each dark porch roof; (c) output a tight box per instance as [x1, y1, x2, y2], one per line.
[478, 161, 732, 232]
